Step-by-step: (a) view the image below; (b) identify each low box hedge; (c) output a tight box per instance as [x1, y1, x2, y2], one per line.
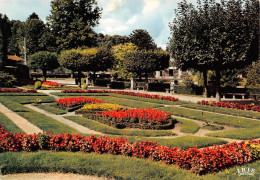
[82, 113, 176, 130]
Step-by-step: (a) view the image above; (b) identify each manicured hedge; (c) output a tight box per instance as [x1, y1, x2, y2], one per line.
[174, 85, 203, 95]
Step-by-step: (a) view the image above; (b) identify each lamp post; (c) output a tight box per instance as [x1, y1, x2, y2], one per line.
[23, 37, 27, 65]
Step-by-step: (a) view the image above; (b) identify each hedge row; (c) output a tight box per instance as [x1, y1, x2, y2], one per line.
[82, 113, 175, 130]
[0, 124, 259, 175]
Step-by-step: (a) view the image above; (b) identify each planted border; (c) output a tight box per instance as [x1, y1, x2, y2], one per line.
[0, 124, 258, 175]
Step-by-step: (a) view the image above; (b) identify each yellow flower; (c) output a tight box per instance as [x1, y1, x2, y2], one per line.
[81, 103, 123, 111]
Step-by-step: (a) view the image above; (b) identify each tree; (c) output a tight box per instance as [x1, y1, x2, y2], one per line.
[8, 20, 23, 56]
[28, 51, 59, 81]
[47, 0, 102, 51]
[125, 50, 170, 90]
[81, 47, 114, 83]
[95, 33, 130, 48]
[246, 60, 260, 88]
[168, 0, 259, 101]
[0, 14, 11, 69]
[129, 29, 157, 50]
[112, 43, 138, 79]
[59, 47, 114, 87]
[59, 49, 85, 87]
[24, 13, 46, 55]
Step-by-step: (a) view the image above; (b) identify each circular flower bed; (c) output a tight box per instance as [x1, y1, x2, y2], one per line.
[83, 108, 175, 129]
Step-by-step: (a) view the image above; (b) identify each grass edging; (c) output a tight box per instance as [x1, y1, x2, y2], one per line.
[0, 112, 24, 133]
[175, 117, 200, 134]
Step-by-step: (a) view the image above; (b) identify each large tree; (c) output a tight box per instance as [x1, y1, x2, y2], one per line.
[47, 0, 102, 51]
[95, 33, 130, 48]
[129, 29, 157, 50]
[8, 20, 23, 56]
[112, 43, 138, 79]
[81, 47, 114, 83]
[28, 51, 59, 81]
[124, 50, 170, 90]
[24, 13, 46, 56]
[0, 14, 11, 69]
[168, 0, 259, 101]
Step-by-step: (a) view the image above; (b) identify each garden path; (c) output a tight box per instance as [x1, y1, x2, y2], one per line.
[0, 103, 42, 134]
[24, 104, 102, 135]
[0, 173, 109, 180]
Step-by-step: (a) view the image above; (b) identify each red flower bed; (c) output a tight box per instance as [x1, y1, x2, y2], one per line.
[100, 108, 171, 124]
[0, 89, 37, 93]
[17, 79, 62, 87]
[61, 89, 179, 102]
[198, 100, 260, 112]
[42, 81, 62, 87]
[56, 96, 104, 108]
[0, 124, 259, 175]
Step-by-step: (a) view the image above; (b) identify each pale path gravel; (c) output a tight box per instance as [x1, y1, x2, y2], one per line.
[0, 173, 111, 180]
[0, 103, 42, 134]
[24, 104, 103, 135]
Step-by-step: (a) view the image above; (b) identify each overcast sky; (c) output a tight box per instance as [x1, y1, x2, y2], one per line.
[0, 0, 196, 49]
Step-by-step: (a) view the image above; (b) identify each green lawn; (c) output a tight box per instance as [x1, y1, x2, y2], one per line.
[175, 117, 200, 134]
[35, 103, 67, 115]
[1, 152, 258, 180]
[0, 112, 24, 133]
[161, 107, 260, 128]
[182, 103, 260, 119]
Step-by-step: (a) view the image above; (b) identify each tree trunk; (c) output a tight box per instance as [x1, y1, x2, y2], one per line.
[215, 69, 221, 102]
[77, 71, 82, 88]
[203, 70, 208, 98]
[42, 69, 47, 82]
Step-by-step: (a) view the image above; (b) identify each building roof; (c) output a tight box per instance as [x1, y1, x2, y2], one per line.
[8, 55, 24, 62]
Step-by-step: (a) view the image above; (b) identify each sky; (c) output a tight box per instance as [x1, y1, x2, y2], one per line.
[0, 0, 196, 49]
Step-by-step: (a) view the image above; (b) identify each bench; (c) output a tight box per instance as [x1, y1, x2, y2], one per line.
[222, 93, 246, 100]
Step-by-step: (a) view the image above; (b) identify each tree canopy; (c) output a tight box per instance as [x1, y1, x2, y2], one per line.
[28, 51, 59, 81]
[0, 14, 11, 68]
[129, 29, 157, 50]
[168, 0, 259, 101]
[47, 0, 102, 51]
[124, 49, 170, 89]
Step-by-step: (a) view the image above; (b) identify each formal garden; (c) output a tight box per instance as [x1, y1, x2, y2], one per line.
[0, 0, 259, 179]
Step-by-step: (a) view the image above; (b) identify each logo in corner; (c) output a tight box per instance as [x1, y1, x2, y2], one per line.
[237, 167, 255, 176]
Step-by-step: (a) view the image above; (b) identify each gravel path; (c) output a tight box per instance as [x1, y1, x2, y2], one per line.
[0, 103, 42, 134]
[24, 104, 102, 135]
[0, 173, 110, 180]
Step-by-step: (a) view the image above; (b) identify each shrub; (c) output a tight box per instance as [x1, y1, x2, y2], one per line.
[34, 81, 42, 89]
[0, 71, 16, 87]
[38, 132, 50, 150]
[82, 83, 88, 89]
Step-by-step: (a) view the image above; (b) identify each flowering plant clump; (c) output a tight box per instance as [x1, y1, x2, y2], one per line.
[198, 100, 260, 112]
[80, 103, 123, 112]
[56, 96, 104, 108]
[42, 81, 62, 88]
[0, 124, 259, 175]
[0, 89, 37, 93]
[100, 108, 172, 124]
[61, 89, 179, 102]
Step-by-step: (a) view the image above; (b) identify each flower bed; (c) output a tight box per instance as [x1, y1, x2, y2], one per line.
[42, 81, 62, 88]
[0, 124, 259, 175]
[197, 100, 260, 112]
[61, 89, 179, 102]
[17, 79, 63, 88]
[83, 108, 175, 129]
[56, 96, 104, 111]
[0, 89, 37, 93]
[76, 103, 123, 114]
